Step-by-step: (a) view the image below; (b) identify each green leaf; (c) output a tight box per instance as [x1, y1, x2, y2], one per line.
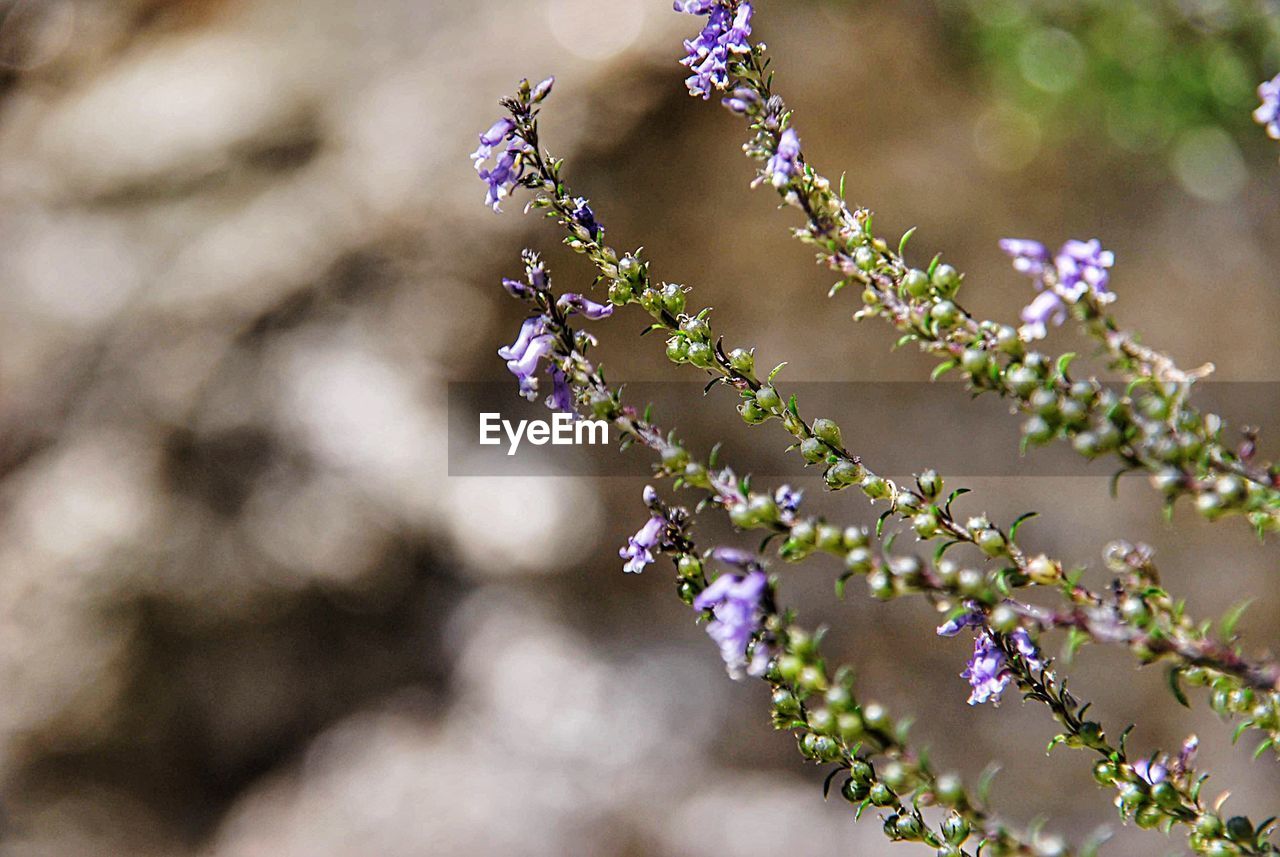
[1009, 511, 1038, 541]
[976, 763, 1001, 804]
[926, 253, 942, 278]
[931, 360, 957, 382]
[894, 334, 918, 349]
[1221, 599, 1254, 638]
[1255, 739, 1274, 760]
[897, 226, 917, 258]
[876, 510, 892, 538]
[836, 572, 853, 600]
[1055, 352, 1077, 379]
[788, 395, 800, 418]
[828, 280, 846, 298]
[768, 362, 788, 383]
[1232, 721, 1252, 744]
[1167, 667, 1190, 708]
[944, 487, 970, 513]
[823, 768, 841, 799]
[934, 539, 962, 563]
[709, 442, 722, 469]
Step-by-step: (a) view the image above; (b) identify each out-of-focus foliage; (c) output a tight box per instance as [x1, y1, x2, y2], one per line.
[940, 0, 1280, 179]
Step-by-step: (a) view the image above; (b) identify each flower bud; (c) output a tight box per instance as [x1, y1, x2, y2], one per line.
[931, 300, 959, 327]
[869, 782, 896, 807]
[754, 385, 782, 411]
[687, 341, 714, 368]
[932, 263, 960, 292]
[728, 347, 755, 374]
[666, 336, 690, 363]
[975, 528, 1006, 557]
[917, 469, 942, 499]
[738, 399, 768, 424]
[844, 546, 873, 574]
[1026, 554, 1060, 585]
[1006, 365, 1040, 396]
[825, 459, 862, 489]
[861, 475, 890, 499]
[843, 526, 870, 549]
[794, 437, 825, 465]
[989, 604, 1018, 633]
[961, 348, 988, 376]
[841, 777, 870, 802]
[941, 812, 970, 845]
[1023, 415, 1054, 445]
[816, 524, 844, 551]
[854, 246, 877, 271]
[812, 418, 843, 446]
[903, 268, 931, 297]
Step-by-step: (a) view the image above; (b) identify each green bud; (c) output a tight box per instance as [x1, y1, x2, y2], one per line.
[837, 712, 865, 742]
[1196, 491, 1226, 520]
[825, 686, 853, 711]
[1216, 475, 1246, 503]
[917, 469, 942, 499]
[850, 760, 874, 783]
[994, 324, 1022, 355]
[841, 777, 870, 802]
[800, 437, 827, 463]
[903, 268, 931, 297]
[808, 707, 836, 734]
[661, 445, 688, 470]
[843, 526, 870, 549]
[867, 569, 895, 600]
[748, 493, 777, 521]
[975, 527, 1006, 557]
[799, 665, 828, 692]
[844, 546, 874, 574]
[1117, 782, 1144, 810]
[1092, 760, 1118, 786]
[754, 385, 782, 411]
[728, 347, 755, 375]
[1136, 805, 1164, 829]
[777, 654, 804, 683]
[880, 760, 910, 790]
[934, 773, 965, 807]
[665, 336, 690, 363]
[728, 503, 756, 529]
[812, 418, 842, 446]
[862, 702, 890, 732]
[869, 782, 896, 807]
[677, 555, 702, 579]
[960, 348, 988, 376]
[1120, 596, 1149, 625]
[1195, 814, 1224, 838]
[825, 459, 862, 489]
[861, 475, 890, 499]
[932, 263, 960, 292]
[738, 400, 768, 424]
[687, 341, 714, 368]
[790, 519, 818, 544]
[931, 300, 959, 327]
[989, 604, 1018, 633]
[854, 246, 877, 271]
[1006, 365, 1040, 396]
[941, 812, 970, 845]
[1023, 415, 1054, 445]
[660, 283, 686, 316]
[680, 316, 710, 339]
[1205, 841, 1241, 857]
[894, 490, 923, 515]
[816, 524, 844, 552]
[1072, 431, 1102, 458]
[1026, 554, 1060, 585]
[1151, 781, 1180, 810]
[1058, 398, 1087, 427]
[893, 814, 923, 840]
[1225, 816, 1253, 844]
[956, 568, 985, 597]
[608, 279, 634, 305]
[913, 511, 940, 538]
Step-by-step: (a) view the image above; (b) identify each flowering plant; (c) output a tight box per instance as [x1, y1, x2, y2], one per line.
[475, 4, 1280, 855]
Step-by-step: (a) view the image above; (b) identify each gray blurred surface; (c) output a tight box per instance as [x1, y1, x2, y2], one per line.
[0, 1, 1276, 855]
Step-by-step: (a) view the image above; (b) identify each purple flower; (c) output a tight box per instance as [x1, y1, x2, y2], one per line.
[570, 197, 603, 236]
[937, 609, 984, 637]
[708, 546, 758, 568]
[531, 75, 555, 103]
[695, 570, 768, 679]
[962, 631, 1012, 705]
[472, 117, 530, 212]
[678, 2, 753, 99]
[1254, 74, 1280, 140]
[998, 238, 1049, 280]
[766, 128, 801, 188]
[1133, 758, 1168, 786]
[499, 317, 556, 401]
[546, 367, 574, 413]
[1055, 239, 1114, 302]
[621, 515, 666, 574]
[722, 86, 760, 115]
[1175, 735, 1199, 775]
[557, 293, 614, 320]
[1010, 627, 1044, 672]
[501, 278, 529, 299]
[1019, 289, 1067, 341]
[774, 485, 803, 516]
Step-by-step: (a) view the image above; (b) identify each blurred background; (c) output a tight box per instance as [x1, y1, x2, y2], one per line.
[0, 0, 1277, 855]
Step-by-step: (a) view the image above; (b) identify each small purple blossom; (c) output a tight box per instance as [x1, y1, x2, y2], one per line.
[998, 238, 1049, 280]
[1133, 758, 1168, 786]
[621, 515, 666, 574]
[499, 317, 556, 401]
[557, 293, 614, 320]
[546, 367, 574, 413]
[708, 546, 758, 568]
[570, 197, 603, 237]
[766, 128, 802, 188]
[774, 485, 803, 516]
[677, 2, 753, 99]
[1254, 74, 1280, 140]
[1055, 239, 1115, 302]
[531, 75, 555, 103]
[694, 569, 768, 679]
[937, 609, 984, 637]
[962, 631, 1013, 706]
[472, 116, 530, 212]
[722, 86, 760, 115]
[1019, 289, 1067, 341]
[1010, 627, 1045, 672]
